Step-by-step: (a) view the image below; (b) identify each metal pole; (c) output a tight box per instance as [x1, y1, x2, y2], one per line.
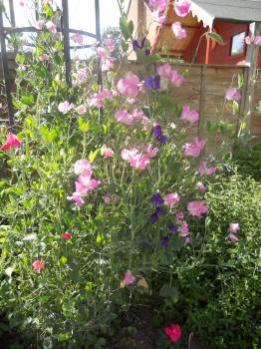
[95, 0, 102, 86]
[0, 6, 15, 129]
[62, 0, 71, 87]
[8, 0, 15, 27]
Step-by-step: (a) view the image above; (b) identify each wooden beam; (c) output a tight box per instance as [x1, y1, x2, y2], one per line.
[240, 22, 261, 135]
[205, 37, 211, 64]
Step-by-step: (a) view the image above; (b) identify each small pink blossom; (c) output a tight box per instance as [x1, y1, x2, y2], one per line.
[170, 70, 185, 87]
[165, 323, 182, 343]
[78, 176, 101, 191]
[176, 211, 184, 222]
[187, 200, 208, 219]
[103, 38, 116, 52]
[67, 194, 85, 206]
[103, 194, 120, 205]
[73, 68, 88, 85]
[58, 101, 74, 114]
[121, 148, 151, 171]
[46, 21, 57, 34]
[226, 87, 241, 101]
[145, 144, 159, 158]
[39, 53, 49, 62]
[115, 110, 134, 125]
[254, 36, 261, 45]
[157, 64, 173, 79]
[122, 271, 136, 286]
[35, 20, 45, 30]
[74, 180, 89, 196]
[183, 137, 206, 157]
[181, 105, 199, 123]
[174, 0, 191, 17]
[75, 105, 86, 115]
[90, 89, 112, 108]
[117, 72, 141, 98]
[1, 133, 21, 151]
[245, 35, 255, 45]
[196, 181, 207, 193]
[198, 161, 217, 176]
[101, 145, 114, 159]
[229, 233, 240, 243]
[164, 192, 180, 207]
[74, 159, 92, 176]
[178, 221, 190, 237]
[101, 56, 115, 71]
[62, 232, 72, 240]
[71, 33, 84, 45]
[32, 259, 46, 273]
[172, 22, 187, 39]
[229, 223, 240, 234]
[149, 0, 167, 12]
[152, 11, 167, 24]
[97, 47, 108, 59]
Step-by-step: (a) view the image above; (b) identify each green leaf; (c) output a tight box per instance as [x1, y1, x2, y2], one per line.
[78, 117, 90, 132]
[206, 32, 224, 45]
[21, 95, 34, 106]
[159, 284, 179, 300]
[88, 149, 99, 163]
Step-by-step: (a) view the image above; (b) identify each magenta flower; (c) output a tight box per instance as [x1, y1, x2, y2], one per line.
[149, 0, 167, 12]
[32, 259, 46, 273]
[90, 89, 112, 108]
[229, 223, 240, 234]
[121, 148, 151, 171]
[196, 181, 207, 193]
[176, 211, 184, 222]
[198, 160, 217, 176]
[157, 64, 173, 79]
[165, 323, 182, 343]
[145, 144, 159, 158]
[74, 159, 92, 176]
[103, 37, 116, 52]
[226, 87, 241, 101]
[73, 68, 88, 86]
[62, 232, 72, 240]
[46, 21, 57, 34]
[164, 192, 180, 207]
[1, 133, 21, 151]
[187, 200, 208, 218]
[122, 271, 136, 286]
[170, 70, 185, 87]
[181, 105, 199, 123]
[229, 233, 240, 243]
[67, 194, 85, 206]
[115, 110, 134, 125]
[174, 0, 191, 17]
[183, 137, 206, 157]
[178, 221, 190, 237]
[117, 72, 141, 98]
[58, 101, 74, 114]
[101, 145, 114, 159]
[71, 33, 84, 45]
[172, 22, 187, 39]
[152, 11, 167, 24]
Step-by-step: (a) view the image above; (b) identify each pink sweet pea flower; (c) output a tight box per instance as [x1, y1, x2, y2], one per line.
[178, 221, 190, 237]
[46, 21, 57, 34]
[196, 181, 207, 193]
[32, 259, 46, 273]
[121, 148, 151, 171]
[115, 110, 134, 125]
[74, 180, 89, 196]
[62, 232, 72, 240]
[172, 22, 187, 39]
[117, 72, 141, 98]
[181, 105, 199, 123]
[187, 200, 208, 219]
[1, 133, 21, 151]
[170, 70, 185, 87]
[245, 35, 255, 45]
[97, 47, 108, 59]
[78, 176, 101, 191]
[39, 53, 49, 62]
[164, 192, 180, 207]
[254, 36, 261, 45]
[157, 64, 173, 79]
[145, 144, 159, 158]
[35, 20, 45, 30]
[174, 0, 191, 17]
[198, 160, 217, 176]
[152, 11, 167, 24]
[75, 105, 86, 115]
[103, 38, 116, 52]
[67, 194, 85, 206]
[90, 89, 112, 108]
[229, 223, 240, 234]
[183, 137, 206, 157]
[71, 33, 84, 45]
[122, 271, 136, 286]
[176, 211, 184, 222]
[149, 0, 167, 12]
[101, 145, 114, 159]
[229, 233, 240, 243]
[74, 159, 92, 176]
[226, 87, 241, 101]
[73, 67, 88, 85]
[58, 101, 74, 114]
[165, 323, 182, 343]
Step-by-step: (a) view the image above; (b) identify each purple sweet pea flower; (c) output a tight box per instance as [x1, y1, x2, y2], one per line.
[151, 124, 168, 144]
[150, 206, 165, 224]
[161, 236, 170, 247]
[132, 37, 146, 50]
[145, 75, 161, 90]
[168, 225, 178, 234]
[156, 206, 165, 216]
[151, 193, 164, 207]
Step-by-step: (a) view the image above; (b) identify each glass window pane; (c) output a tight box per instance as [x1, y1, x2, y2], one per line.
[231, 32, 246, 56]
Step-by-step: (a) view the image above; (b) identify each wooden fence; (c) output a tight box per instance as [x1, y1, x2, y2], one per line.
[1, 56, 261, 147]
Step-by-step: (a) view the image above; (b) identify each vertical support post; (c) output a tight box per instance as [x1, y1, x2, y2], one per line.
[62, 0, 71, 87]
[241, 21, 261, 135]
[198, 65, 206, 137]
[8, 0, 15, 27]
[95, 0, 102, 86]
[0, 6, 15, 129]
[205, 36, 211, 64]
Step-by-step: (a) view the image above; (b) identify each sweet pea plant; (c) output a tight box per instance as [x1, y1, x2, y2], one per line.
[0, 0, 250, 348]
